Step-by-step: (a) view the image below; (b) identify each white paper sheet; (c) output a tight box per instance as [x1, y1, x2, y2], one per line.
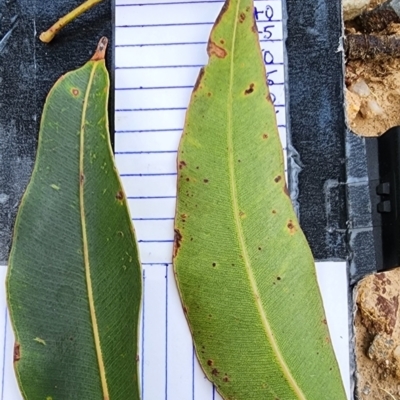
[0, 0, 351, 398]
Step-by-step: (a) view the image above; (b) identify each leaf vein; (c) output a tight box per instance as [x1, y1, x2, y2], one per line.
[226, 1, 306, 398]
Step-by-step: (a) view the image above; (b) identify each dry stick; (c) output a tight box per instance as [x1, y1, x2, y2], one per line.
[345, 33, 400, 59]
[39, 0, 104, 43]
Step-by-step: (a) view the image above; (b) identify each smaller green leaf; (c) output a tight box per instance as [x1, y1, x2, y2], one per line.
[7, 38, 142, 400]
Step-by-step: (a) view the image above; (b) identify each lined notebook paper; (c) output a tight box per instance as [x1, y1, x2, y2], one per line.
[0, 0, 351, 398]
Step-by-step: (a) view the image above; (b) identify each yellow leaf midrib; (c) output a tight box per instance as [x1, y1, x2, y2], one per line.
[225, 1, 306, 398]
[79, 61, 110, 399]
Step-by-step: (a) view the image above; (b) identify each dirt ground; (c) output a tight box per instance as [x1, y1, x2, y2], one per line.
[345, 0, 400, 136]
[354, 270, 400, 399]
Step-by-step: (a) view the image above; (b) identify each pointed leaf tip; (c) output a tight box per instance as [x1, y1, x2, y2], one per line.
[91, 37, 108, 61]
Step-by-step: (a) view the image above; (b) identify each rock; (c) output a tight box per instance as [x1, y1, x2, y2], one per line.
[343, 0, 370, 21]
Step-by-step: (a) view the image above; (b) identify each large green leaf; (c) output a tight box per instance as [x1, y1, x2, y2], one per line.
[7, 38, 141, 400]
[173, 1, 347, 399]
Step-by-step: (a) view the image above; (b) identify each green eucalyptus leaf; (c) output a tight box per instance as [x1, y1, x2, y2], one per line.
[173, 1, 347, 399]
[7, 38, 141, 400]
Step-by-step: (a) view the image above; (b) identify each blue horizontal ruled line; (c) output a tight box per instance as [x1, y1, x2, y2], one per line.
[141, 263, 172, 266]
[116, 64, 204, 69]
[116, 19, 281, 28]
[115, 83, 285, 91]
[116, 63, 283, 69]
[116, 85, 193, 90]
[115, 128, 182, 133]
[116, 107, 186, 112]
[127, 196, 176, 199]
[117, 0, 281, 7]
[138, 240, 174, 243]
[117, 0, 225, 6]
[116, 42, 207, 47]
[116, 39, 282, 48]
[115, 150, 178, 154]
[133, 218, 175, 221]
[116, 83, 285, 90]
[120, 172, 177, 177]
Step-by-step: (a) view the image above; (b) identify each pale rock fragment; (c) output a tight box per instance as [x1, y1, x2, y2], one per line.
[345, 89, 362, 122]
[343, 0, 370, 21]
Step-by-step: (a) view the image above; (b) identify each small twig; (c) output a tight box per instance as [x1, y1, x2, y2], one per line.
[39, 0, 104, 43]
[345, 33, 400, 59]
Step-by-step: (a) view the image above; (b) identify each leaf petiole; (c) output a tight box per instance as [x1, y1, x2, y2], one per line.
[39, 0, 104, 43]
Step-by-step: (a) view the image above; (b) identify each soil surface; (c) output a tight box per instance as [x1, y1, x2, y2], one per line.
[345, 0, 400, 136]
[355, 269, 400, 399]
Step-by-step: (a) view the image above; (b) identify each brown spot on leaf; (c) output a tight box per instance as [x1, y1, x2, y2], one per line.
[283, 185, 289, 196]
[277, 276, 281, 281]
[239, 12, 246, 22]
[287, 220, 296, 234]
[211, 368, 219, 376]
[80, 173, 85, 185]
[193, 68, 205, 92]
[173, 229, 182, 257]
[116, 190, 124, 200]
[244, 83, 254, 95]
[263, 134, 268, 139]
[212, 263, 216, 267]
[214, 1, 229, 26]
[272, 210, 276, 214]
[186, 177, 190, 182]
[204, 179, 209, 183]
[179, 161, 187, 169]
[220, 39, 225, 44]
[323, 319, 327, 325]
[71, 88, 79, 96]
[207, 41, 227, 58]
[136, 354, 140, 362]
[14, 343, 20, 363]
[207, 359, 213, 366]
[207, 92, 212, 97]
[274, 175, 282, 183]
[223, 375, 230, 382]
[258, 247, 262, 250]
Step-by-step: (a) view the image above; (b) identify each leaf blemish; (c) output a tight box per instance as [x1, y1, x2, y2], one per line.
[80, 173, 85, 185]
[207, 41, 227, 58]
[274, 175, 282, 183]
[239, 12, 246, 23]
[211, 368, 219, 376]
[212, 263, 216, 267]
[193, 68, 205, 92]
[204, 179, 209, 183]
[71, 88, 79, 96]
[207, 359, 214, 366]
[174, 228, 182, 257]
[116, 190, 124, 201]
[13, 343, 20, 363]
[283, 185, 289, 196]
[263, 133, 268, 139]
[244, 83, 254, 95]
[287, 220, 296, 234]
[179, 161, 187, 169]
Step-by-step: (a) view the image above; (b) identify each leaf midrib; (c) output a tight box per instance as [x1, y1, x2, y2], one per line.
[225, 2, 306, 398]
[79, 61, 110, 400]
